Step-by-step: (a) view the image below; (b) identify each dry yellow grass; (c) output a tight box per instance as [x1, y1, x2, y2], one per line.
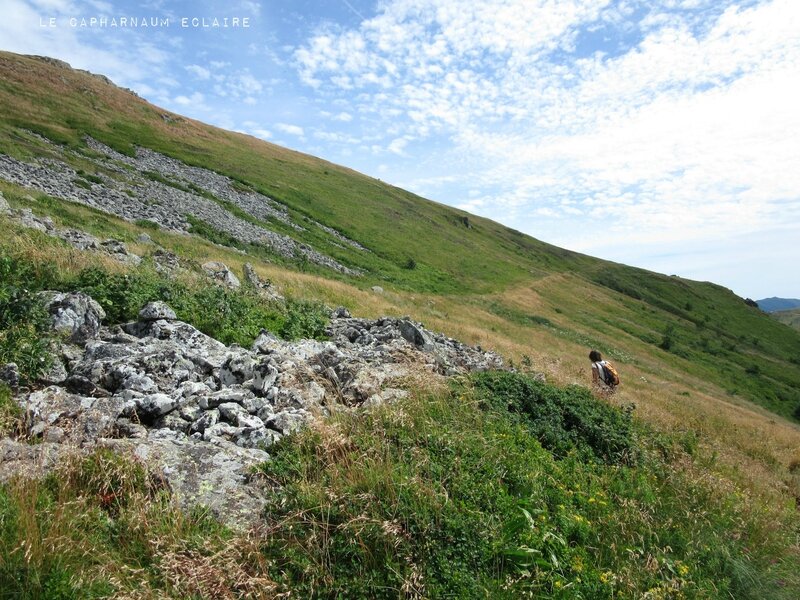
[248, 266, 800, 509]
[3, 180, 799, 520]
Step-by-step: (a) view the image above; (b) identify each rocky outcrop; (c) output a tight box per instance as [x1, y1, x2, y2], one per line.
[2, 294, 504, 525]
[243, 262, 284, 302]
[0, 133, 363, 275]
[39, 291, 106, 344]
[202, 261, 241, 289]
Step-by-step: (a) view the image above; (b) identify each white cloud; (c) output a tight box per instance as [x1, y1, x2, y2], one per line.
[172, 91, 204, 106]
[251, 129, 272, 140]
[275, 123, 305, 136]
[387, 137, 409, 155]
[185, 64, 211, 80]
[238, 0, 261, 16]
[292, 0, 800, 295]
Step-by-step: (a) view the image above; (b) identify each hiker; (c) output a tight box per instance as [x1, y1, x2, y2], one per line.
[590, 350, 619, 393]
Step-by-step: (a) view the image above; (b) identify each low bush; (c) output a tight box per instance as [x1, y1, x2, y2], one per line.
[0, 256, 54, 383]
[70, 266, 292, 346]
[0, 383, 22, 437]
[254, 374, 798, 598]
[134, 218, 160, 230]
[470, 371, 637, 464]
[280, 299, 329, 340]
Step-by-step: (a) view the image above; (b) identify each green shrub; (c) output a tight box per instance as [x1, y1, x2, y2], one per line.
[0, 255, 51, 383]
[185, 285, 285, 346]
[0, 383, 21, 437]
[72, 177, 93, 190]
[253, 380, 797, 598]
[279, 299, 329, 340]
[70, 266, 290, 346]
[470, 371, 637, 464]
[71, 267, 164, 324]
[660, 323, 676, 351]
[134, 219, 160, 230]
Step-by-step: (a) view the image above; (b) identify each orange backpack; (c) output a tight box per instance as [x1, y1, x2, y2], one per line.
[601, 361, 620, 386]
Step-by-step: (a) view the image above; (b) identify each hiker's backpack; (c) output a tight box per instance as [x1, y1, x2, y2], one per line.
[601, 361, 620, 386]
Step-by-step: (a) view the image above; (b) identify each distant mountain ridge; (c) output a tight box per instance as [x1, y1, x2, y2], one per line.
[756, 297, 800, 313]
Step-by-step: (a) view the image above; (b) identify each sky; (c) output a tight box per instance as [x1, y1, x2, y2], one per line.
[2, 0, 799, 300]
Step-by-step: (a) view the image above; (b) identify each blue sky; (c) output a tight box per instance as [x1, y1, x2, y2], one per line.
[3, 0, 799, 299]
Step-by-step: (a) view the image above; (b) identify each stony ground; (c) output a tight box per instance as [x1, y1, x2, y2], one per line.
[0, 291, 503, 525]
[0, 138, 507, 525]
[0, 131, 363, 274]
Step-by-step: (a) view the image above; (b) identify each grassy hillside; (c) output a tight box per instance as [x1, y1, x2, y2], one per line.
[2, 50, 798, 424]
[772, 308, 800, 332]
[2, 50, 800, 597]
[0, 51, 595, 295]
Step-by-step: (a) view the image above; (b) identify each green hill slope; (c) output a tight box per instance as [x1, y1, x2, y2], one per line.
[0, 52, 594, 295]
[1, 50, 800, 422]
[2, 50, 800, 598]
[772, 308, 800, 332]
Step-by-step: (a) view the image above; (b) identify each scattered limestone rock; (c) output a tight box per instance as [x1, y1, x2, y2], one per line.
[100, 239, 142, 266]
[0, 191, 11, 214]
[3, 292, 506, 525]
[57, 228, 100, 250]
[39, 291, 106, 344]
[139, 301, 177, 322]
[399, 319, 434, 351]
[102, 432, 270, 528]
[5, 205, 142, 266]
[0, 363, 20, 391]
[152, 249, 182, 274]
[136, 393, 180, 420]
[331, 306, 351, 319]
[203, 261, 241, 288]
[0, 134, 363, 275]
[243, 262, 283, 301]
[17, 208, 54, 232]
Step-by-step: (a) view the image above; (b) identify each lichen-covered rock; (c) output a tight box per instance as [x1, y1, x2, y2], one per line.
[202, 261, 241, 288]
[398, 319, 434, 351]
[139, 301, 177, 322]
[135, 393, 179, 419]
[99, 433, 270, 528]
[39, 291, 106, 344]
[0, 363, 20, 391]
[100, 239, 141, 266]
[251, 329, 282, 354]
[57, 228, 100, 250]
[17, 208, 54, 232]
[152, 249, 181, 274]
[0, 291, 507, 525]
[243, 262, 284, 301]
